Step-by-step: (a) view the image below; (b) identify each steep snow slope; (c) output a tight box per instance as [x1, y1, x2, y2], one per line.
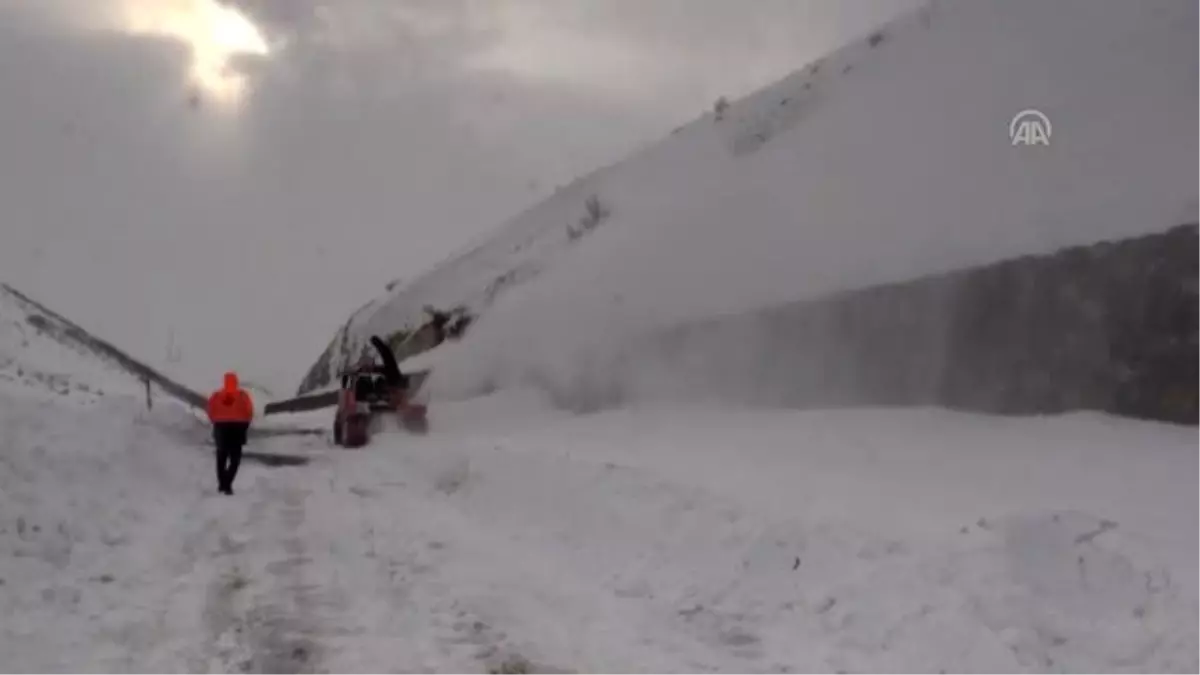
[302, 0, 1197, 399]
[0, 284, 204, 407]
[296, 160, 634, 394]
[0, 286, 143, 403]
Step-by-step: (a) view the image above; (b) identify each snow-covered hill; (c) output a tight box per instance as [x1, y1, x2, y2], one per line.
[1, 285, 146, 404]
[300, 0, 1197, 400]
[0, 284, 205, 408]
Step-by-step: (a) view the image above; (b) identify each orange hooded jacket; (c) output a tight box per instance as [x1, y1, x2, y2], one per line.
[206, 372, 254, 423]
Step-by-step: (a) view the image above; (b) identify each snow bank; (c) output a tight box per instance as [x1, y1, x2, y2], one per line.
[0, 284, 207, 409]
[0, 390, 215, 671]
[0, 288, 141, 401]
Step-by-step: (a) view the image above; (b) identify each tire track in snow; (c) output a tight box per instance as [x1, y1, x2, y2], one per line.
[201, 473, 327, 673]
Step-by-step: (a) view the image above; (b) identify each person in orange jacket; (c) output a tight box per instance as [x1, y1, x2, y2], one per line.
[206, 371, 254, 495]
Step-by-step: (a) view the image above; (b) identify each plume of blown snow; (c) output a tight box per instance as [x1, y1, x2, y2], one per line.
[424, 0, 1197, 411]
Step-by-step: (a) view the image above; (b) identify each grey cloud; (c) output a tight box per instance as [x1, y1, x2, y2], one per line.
[0, 0, 917, 392]
[239, 0, 918, 102]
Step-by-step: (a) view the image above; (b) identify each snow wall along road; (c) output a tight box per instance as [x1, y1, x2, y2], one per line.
[440, 225, 1197, 425]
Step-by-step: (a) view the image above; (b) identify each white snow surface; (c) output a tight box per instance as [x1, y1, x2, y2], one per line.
[1, 382, 1195, 672]
[0, 286, 156, 405]
[2, 1, 1196, 671]
[318, 0, 1197, 402]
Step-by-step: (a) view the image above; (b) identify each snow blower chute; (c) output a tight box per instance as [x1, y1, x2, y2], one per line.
[332, 335, 429, 447]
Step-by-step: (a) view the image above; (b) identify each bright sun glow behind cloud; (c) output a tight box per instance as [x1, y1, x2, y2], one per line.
[116, 0, 270, 105]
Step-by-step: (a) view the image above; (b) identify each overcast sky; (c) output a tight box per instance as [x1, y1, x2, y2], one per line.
[0, 0, 917, 395]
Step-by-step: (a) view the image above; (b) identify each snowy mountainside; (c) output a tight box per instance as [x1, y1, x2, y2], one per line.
[297, 159, 629, 394]
[0, 284, 203, 408]
[1, 286, 135, 403]
[296, 0, 906, 394]
[300, 0, 1197, 399]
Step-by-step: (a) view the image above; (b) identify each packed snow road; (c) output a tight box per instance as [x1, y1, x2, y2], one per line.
[0, 386, 1195, 672]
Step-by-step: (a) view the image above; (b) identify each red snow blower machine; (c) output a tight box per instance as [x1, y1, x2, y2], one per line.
[332, 336, 429, 448]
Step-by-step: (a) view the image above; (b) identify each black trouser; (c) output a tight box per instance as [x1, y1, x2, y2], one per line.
[213, 422, 250, 492]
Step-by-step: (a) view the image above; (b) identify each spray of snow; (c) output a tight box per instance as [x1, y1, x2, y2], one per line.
[355, 0, 1200, 409]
